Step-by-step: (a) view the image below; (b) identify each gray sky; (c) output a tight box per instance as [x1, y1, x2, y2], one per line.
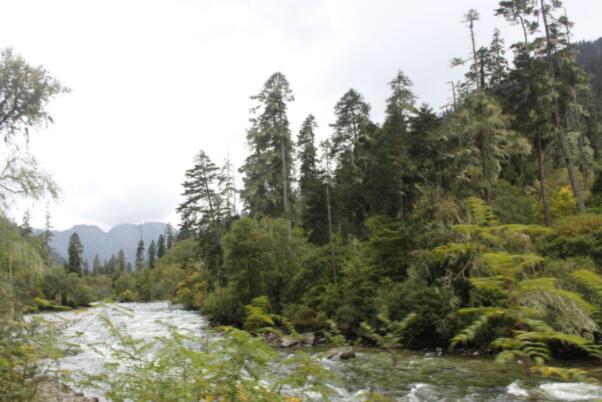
[2, 0, 600, 231]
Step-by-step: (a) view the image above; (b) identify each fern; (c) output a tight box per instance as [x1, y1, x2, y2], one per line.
[450, 309, 508, 350]
[572, 269, 602, 300]
[243, 296, 275, 332]
[466, 197, 498, 226]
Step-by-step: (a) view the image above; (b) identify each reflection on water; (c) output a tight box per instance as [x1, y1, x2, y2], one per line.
[39, 302, 602, 401]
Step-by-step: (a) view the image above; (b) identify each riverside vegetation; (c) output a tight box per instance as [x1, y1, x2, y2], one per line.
[5, 1, 602, 400]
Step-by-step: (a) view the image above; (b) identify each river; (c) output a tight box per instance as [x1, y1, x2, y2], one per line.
[40, 302, 602, 401]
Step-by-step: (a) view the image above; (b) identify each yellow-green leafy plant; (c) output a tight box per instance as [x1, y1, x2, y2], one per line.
[440, 197, 601, 381]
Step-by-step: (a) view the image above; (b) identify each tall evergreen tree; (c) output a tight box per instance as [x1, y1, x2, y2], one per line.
[330, 89, 373, 237]
[219, 155, 238, 219]
[148, 240, 156, 269]
[296, 114, 328, 243]
[369, 70, 416, 217]
[165, 224, 174, 250]
[135, 240, 145, 271]
[42, 208, 54, 267]
[240, 72, 295, 238]
[177, 150, 223, 237]
[157, 234, 166, 258]
[92, 254, 102, 276]
[19, 210, 32, 237]
[66, 232, 83, 276]
[116, 249, 126, 273]
[537, 0, 586, 212]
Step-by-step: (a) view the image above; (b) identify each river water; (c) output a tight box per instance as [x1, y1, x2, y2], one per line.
[40, 302, 602, 401]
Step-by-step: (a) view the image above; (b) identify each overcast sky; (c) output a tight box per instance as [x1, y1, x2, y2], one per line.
[2, 0, 600, 231]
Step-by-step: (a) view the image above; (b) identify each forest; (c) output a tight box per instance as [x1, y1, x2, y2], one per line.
[4, 1, 602, 401]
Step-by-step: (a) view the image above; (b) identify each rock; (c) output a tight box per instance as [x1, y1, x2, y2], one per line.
[340, 349, 356, 359]
[264, 332, 279, 344]
[316, 335, 328, 344]
[280, 335, 302, 348]
[301, 332, 316, 346]
[326, 346, 355, 360]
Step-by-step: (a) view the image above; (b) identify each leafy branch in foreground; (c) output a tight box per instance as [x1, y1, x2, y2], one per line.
[76, 313, 333, 401]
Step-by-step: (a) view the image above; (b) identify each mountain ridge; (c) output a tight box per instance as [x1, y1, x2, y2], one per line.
[48, 222, 168, 267]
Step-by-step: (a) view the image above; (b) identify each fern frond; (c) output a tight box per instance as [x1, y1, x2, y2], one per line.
[571, 269, 602, 300]
[450, 310, 507, 350]
[466, 197, 498, 226]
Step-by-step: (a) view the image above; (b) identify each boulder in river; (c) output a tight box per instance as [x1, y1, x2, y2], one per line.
[301, 332, 316, 346]
[325, 346, 356, 360]
[280, 335, 303, 348]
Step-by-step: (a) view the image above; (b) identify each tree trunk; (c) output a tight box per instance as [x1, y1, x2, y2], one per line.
[535, 134, 551, 226]
[280, 133, 292, 240]
[479, 134, 491, 203]
[9, 256, 14, 318]
[540, 0, 585, 212]
[469, 18, 480, 90]
[326, 184, 337, 284]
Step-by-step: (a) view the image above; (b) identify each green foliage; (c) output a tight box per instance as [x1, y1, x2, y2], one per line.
[538, 213, 602, 265]
[361, 310, 417, 352]
[243, 296, 275, 332]
[77, 316, 333, 401]
[0, 316, 67, 402]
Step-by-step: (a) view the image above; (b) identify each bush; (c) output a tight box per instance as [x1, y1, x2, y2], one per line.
[537, 214, 602, 265]
[375, 281, 455, 348]
[201, 286, 242, 325]
[118, 289, 138, 302]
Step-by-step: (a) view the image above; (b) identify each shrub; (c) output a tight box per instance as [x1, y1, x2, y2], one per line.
[537, 214, 602, 265]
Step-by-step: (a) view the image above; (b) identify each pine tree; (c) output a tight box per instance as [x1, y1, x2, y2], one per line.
[369, 70, 416, 217]
[240, 72, 295, 238]
[165, 224, 174, 250]
[42, 208, 53, 267]
[67, 232, 83, 276]
[116, 249, 126, 273]
[330, 88, 374, 237]
[148, 240, 156, 269]
[135, 240, 145, 270]
[219, 155, 238, 219]
[19, 210, 32, 237]
[537, 0, 586, 212]
[488, 28, 509, 87]
[296, 115, 328, 244]
[92, 254, 102, 275]
[177, 150, 223, 237]
[157, 234, 166, 258]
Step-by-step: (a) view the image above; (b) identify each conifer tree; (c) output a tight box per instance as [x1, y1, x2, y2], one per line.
[370, 70, 416, 217]
[177, 150, 223, 237]
[42, 208, 53, 267]
[92, 254, 102, 276]
[240, 72, 295, 238]
[148, 240, 156, 269]
[296, 115, 328, 243]
[219, 155, 238, 219]
[19, 210, 33, 237]
[135, 240, 145, 271]
[488, 29, 509, 87]
[67, 232, 83, 276]
[537, 0, 586, 212]
[116, 249, 126, 273]
[330, 89, 373, 237]
[157, 234, 166, 258]
[165, 224, 174, 250]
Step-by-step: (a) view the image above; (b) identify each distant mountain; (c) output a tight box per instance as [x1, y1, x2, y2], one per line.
[49, 222, 168, 266]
